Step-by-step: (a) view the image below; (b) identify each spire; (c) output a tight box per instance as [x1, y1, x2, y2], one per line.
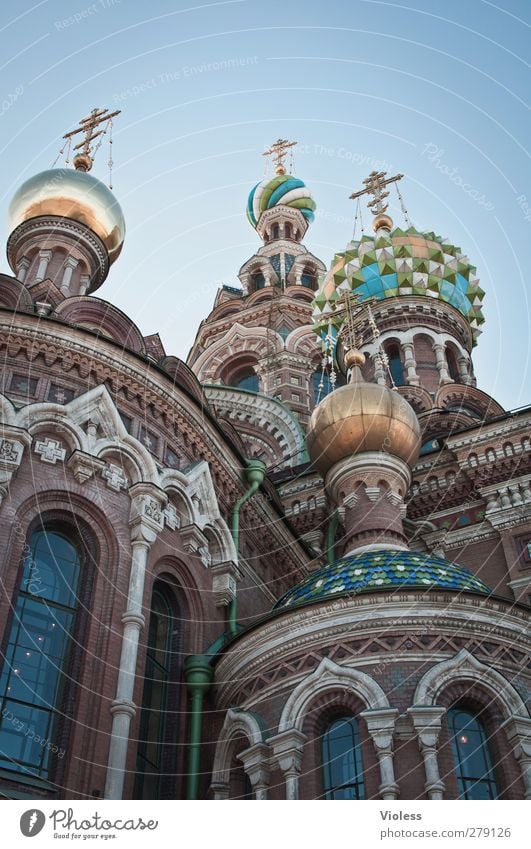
[262, 137, 297, 176]
[350, 169, 404, 233]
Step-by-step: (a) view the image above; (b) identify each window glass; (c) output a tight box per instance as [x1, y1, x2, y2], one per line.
[322, 717, 365, 800]
[448, 708, 499, 800]
[0, 529, 81, 778]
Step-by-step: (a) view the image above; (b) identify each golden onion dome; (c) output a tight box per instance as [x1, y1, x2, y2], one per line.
[8, 168, 125, 263]
[307, 366, 421, 476]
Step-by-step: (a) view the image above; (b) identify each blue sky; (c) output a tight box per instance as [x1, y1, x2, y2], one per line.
[0, 0, 530, 409]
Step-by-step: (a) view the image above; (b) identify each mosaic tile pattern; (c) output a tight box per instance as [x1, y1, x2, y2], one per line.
[274, 549, 490, 609]
[247, 174, 316, 229]
[312, 227, 485, 345]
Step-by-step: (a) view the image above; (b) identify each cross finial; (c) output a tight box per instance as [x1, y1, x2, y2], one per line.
[263, 138, 297, 175]
[350, 170, 404, 215]
[334, 291, 379, 378]
[62, 107, 121, 172]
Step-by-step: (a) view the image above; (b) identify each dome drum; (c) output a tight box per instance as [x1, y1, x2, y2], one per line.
[7, 216, 109, 293]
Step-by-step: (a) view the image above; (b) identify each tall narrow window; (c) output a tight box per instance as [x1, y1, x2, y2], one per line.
[134, 583, 178, 799]
[0, 527, 82, 778]
[446, 347, 460, 382]
[448, 708, 499, 800]
[386, 344, 405, 386]
[251, 271, 265, 291]
[322, 716, 365, 799]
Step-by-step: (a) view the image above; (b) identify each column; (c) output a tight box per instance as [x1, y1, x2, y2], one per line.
[360, 709, 399, 800]
[239, 742, 271, 800]
[16, 256, 31, 283]
[104, 484, 165, 800]
[35, 249, 53, 282]
[457, 355, 471, 384]
[210, 782, 230, 800]
[407, 706, 446, 800]
[78, 274, 90, 295]
[60, 256, 79, 295]
[401, 341, 419, 385]
[269, 729, 307, 800]
[372, 352, 387, 386]
[500, 716, 531, 799]
[433, 343, 451, 384]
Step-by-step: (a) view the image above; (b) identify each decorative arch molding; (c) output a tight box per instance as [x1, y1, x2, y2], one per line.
[55, 297, 146, 354]
[435, 383, 505, 418]
[288, 324, 320, 358]
[396, 384, 433, 414]
[211, 708, 267, 786]
[278, 657, 389, 734]
[413, 649, 529, 720]
[0, 385, 235, 561]
[0, 275, 33, 312]
[192, 323, 283, 381]
[204, 385, 308, 469]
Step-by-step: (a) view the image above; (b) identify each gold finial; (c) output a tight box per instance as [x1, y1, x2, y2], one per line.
[350, 170, 404, 231]
[62, 107, 121, 172]
[263, 138, 297, 175]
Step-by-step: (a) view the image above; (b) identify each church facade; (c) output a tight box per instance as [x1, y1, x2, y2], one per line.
[0, 123, 529, 801]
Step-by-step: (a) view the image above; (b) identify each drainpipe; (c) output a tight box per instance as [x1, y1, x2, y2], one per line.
[183, 654, 214, 801]
[325, 509, 339, 565]
[184, 457, 266, 799]
[228, 458, 266, 636]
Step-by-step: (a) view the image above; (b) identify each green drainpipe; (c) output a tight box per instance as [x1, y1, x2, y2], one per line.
[228, 458, 267, 637]
[325, 509, 339, 565]
[184, 654, 214, 801]
[183, 458, 266, 799]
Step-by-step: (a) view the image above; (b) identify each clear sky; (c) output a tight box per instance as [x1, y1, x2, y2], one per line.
[0, 0, 530, 409]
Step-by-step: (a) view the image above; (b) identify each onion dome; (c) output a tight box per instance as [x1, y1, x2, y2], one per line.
[307, 359, 421, 476]
[274, 549, 490, 609]
[313, 226, 485, 345]
[246, 173, 316, 229]
[8, 168, 126, 263]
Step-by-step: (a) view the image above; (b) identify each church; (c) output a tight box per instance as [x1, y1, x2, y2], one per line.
[0, 112, 529, 801]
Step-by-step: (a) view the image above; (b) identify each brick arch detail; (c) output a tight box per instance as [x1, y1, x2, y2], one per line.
[414, 649, 529, 719]
[278, 657, 389, 735]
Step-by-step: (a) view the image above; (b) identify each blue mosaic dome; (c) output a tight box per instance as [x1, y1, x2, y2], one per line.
[274, 549, 490, 610]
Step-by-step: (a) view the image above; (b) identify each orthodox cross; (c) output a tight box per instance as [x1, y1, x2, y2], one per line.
[263, 138, 297, 175]
[350, 170, 404, 215]
[62, 107, 121, 175]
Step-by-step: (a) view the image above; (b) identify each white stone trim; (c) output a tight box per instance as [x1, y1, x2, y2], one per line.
[278, 657, 389, 735]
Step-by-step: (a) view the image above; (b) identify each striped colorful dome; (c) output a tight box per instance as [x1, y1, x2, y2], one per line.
[312, 226, 485, 345]
[247, 174, 316, 229]
[274, 549, 490, 609]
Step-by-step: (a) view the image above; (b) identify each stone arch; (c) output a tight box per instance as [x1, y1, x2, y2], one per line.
[211, 708, 266, 786]
[278, 657, 389, 734]
[413, 650, 529, 720]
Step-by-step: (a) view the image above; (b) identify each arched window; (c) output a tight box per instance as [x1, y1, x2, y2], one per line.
[284, 223, 292, 240]
[251, 271, 265, 291]
[271, 224, 280, 240]
[0, 526, 83, 779]
[322, 716, 365, 800]
[446, 346, 460, 382]
[231, 368, 259, 392]
[134, 582, 180, 799]
[385, 343, 405, 386]
[301, 267, 316, 289]
[448, 708, 499, 800]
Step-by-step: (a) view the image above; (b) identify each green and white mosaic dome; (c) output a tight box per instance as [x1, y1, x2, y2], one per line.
[274, 549, 490, 610]
[312, 226, 485, 345]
